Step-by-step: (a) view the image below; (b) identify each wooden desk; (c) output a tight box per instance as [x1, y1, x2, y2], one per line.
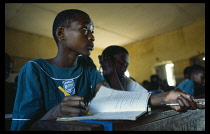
[30, 107, 205, 131]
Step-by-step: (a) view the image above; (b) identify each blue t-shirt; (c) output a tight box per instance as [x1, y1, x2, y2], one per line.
[10, 56, 104, 131]
[176, 79, 194, 96]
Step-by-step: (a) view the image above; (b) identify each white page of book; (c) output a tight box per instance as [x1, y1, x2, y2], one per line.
[89, 85, 150, 114]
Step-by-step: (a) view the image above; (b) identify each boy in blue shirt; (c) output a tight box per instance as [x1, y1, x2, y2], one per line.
[176, 64, 205, 97]
[11, 9, 105, 131]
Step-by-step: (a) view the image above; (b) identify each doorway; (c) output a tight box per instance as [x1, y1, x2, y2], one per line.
[155, 61, 176, 86]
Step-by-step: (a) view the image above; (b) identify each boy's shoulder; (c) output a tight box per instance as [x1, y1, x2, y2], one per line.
[18, 58, 46, 73]
[21, 58, 46, 69]
[177, 79, 194, 87]
[30, 58, 44, 62]
[27, 58, 46, 66]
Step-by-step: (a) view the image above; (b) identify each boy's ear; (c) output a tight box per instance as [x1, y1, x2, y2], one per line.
[56, 27, 65, 40]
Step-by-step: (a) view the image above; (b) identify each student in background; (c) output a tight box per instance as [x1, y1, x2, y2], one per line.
[150, 74, 162, 91]
[5, 53, 16, 114]
[176, 64, 205, 97]
[146, 75, 164, 94]
[98, 45, 147, 93]
[98, 45, 204, 112]
[10, 9, 106, 131]
[142, 80, 161, 94]
[142, 80, 151, 90]
[160, 79, 174, 92]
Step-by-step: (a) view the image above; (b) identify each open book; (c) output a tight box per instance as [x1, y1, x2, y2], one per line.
[57, 85, 151, 121]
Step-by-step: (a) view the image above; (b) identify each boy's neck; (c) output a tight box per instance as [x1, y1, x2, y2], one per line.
[46, 56, 77, 67]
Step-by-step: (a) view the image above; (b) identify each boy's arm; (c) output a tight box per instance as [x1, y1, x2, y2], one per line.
[40, 95, 86, 120]
[30, 95, 86, 130]
[94, 81, 108, 93]
[149, 88, 199, 112]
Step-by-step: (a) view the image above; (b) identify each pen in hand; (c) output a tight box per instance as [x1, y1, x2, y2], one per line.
[58, 86, 70, 96]
[85, 102, 92, 116]
[160, 100, 179, 106]
[58, 86, 92, 116]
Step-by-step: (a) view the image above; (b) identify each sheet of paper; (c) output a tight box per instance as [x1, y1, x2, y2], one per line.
[89, 85, 150, 114]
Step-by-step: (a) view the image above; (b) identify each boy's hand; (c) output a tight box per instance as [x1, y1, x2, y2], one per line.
[59, 95, 87, 117]
[41, 95, 87, 120]
[164, 88, 198, 112]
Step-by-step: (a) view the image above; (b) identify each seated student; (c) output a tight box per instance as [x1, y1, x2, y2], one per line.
[10, 9, 106, 131]
[176, 64, 205, 97]
[98, 45, 147, 92]
[142, 80, 151, 90]
[141, 80, 161, 95]
[98, 45, 204, 110]
[148, 74, 165, 94]
[159, 79, 174, 92]
[150, 75, 161, 90]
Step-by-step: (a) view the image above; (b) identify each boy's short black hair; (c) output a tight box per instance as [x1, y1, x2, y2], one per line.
[183, 66, 192, 79]
[101, 45, 129, 56]
[190, 64, 205, 74]
[150, 74, 160, 81]
[52, 9, 89, 44]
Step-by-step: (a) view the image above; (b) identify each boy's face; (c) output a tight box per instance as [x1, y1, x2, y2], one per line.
[193, 71, 205, 85]
[113, 52, 130, 79]
[61, 15, 95, 56]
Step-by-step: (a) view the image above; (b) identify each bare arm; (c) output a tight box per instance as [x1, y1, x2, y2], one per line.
[94, 81, 108, 93]
[149, 88, 201, 112]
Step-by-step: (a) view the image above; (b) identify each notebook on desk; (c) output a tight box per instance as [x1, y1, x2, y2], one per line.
[57, 85, 151, 121]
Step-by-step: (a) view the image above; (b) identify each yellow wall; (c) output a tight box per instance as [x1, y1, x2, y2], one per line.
[5, 28, 57, 59]
[124, 19, 205, 83]
[89, 48, 103, 70]
[5, 28, 56, 72]
[5, 18, 204, 84]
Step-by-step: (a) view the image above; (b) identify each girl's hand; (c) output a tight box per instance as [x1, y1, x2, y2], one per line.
[98, 55, 116, 75]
